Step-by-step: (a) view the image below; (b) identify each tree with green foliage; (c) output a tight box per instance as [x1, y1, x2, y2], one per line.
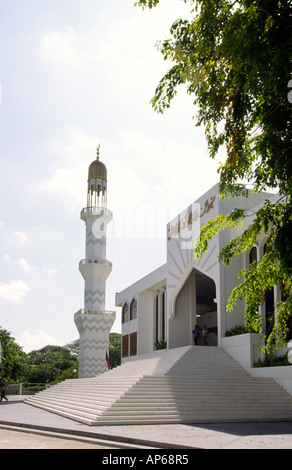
[27, 363, 60, 384]
[108, 333, 121, 368]
[0, 328, 29, 383]
[25, 334, 121, 384]
[26, 344, 79, 384]
[135, 0, 292, 352]
[27, 344, 76, 365]
[63, 339, 79, 360]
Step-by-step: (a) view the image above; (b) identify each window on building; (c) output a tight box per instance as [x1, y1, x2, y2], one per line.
[122, 335, 129, 358]
[130, 298, 137, 320]
[130, 332, 137, 356]
[265, 288, 275, 337]
[249, 246, 257, 266]
[155, 293, 159, 343]
[122, 333, 137, 357]
[162, 290, 165, 341]
[263, 242, 275, 339]
[122, 303, 129, 324]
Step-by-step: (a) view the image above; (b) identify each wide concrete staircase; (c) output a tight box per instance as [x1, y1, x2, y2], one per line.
[25, 346, 292, 426]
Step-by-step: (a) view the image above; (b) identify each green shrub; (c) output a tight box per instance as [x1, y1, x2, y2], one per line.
[225, 325, 255, 337]
[154, 340, 167, 350]
[254, 354, 290, 368]
[22, 383, 47, 392]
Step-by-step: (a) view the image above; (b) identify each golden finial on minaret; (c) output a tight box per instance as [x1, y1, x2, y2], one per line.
[96, 143, 100, 160]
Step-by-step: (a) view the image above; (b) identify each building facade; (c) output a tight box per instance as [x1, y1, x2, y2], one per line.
[116, 183, 285, 363]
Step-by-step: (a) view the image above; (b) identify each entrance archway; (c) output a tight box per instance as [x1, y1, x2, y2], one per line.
[169, 268, 217, 348]
[195, 271, 217, 346]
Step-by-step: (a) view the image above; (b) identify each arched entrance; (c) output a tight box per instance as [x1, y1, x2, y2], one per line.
[169, 268, 217, 348]
[195, 271, 217, 345]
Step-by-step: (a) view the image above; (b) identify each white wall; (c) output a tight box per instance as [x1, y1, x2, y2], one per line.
[222, 334, 292, 396]
[137, 291, 156, 356]
[170, 269, 196, 348]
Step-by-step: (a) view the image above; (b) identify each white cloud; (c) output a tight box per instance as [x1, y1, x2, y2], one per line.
[41, 265, 58, 275]
[109, 128, 214, 206]
[20, 330, 63, 353]
[62, 127, 98, 166]
[46, 165, 86, 205]
[41, 126, 99, 205]
[17, 258, 34, 273]
[0, 280, 30, 302]
[3, 254, 57, 275]
[13, 231, 29, 244]
[37, 27, 82, 73]
[35, 26, 86, 107]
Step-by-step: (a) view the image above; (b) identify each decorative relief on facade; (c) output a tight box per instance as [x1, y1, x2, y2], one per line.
[167, 195, 215, 241]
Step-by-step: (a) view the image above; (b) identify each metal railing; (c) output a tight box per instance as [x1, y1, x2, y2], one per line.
[79, 258, 112, 268]
[74, 309, 115, 318]
[80, 206, 113, 218]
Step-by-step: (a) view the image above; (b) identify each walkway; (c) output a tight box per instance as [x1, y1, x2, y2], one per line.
[1, 396, 292, 449]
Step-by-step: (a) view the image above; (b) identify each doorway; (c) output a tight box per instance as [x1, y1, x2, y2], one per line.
[169, 268, 217, 348]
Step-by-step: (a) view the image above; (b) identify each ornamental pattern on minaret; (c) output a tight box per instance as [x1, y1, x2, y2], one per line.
[74, 145, 116, 378]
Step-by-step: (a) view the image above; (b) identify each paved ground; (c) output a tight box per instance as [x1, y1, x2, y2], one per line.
[1, 395, 292, 450]
[0, 428, 121, 449]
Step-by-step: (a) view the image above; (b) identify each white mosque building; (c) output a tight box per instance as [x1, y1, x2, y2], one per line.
[70, 144, 291, 394]
[25, 151, 292, 422]
[116, 183, 292, 391]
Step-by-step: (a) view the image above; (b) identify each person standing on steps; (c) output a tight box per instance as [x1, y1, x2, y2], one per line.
[202, 325, 209, 346]
[192, 325, 201, 345]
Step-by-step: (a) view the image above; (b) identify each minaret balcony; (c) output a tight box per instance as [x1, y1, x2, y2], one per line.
[79, 258, 112, 267]
[81, 206, 113, 222]
[74, 308, 116, 319]
[79, 258, 112, 280]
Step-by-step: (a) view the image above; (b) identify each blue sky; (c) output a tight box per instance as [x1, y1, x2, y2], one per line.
[0, 0, 222, 352]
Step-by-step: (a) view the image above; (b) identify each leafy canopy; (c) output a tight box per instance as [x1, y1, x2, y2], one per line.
[0, 328, 29, 383]
[25, 343, 79, 383]
[136, 0, 292, 352]
[27, 344, 76, 365]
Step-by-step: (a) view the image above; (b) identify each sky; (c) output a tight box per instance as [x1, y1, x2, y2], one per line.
[0, 0, 223, 353]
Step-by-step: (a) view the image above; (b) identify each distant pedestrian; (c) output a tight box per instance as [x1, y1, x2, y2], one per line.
[1, 384, 8, 401]
[202, 325, 209, 346]
[192, 325, 201, 345]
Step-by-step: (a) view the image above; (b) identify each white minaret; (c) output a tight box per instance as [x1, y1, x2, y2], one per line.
[74, 145, 116, 378]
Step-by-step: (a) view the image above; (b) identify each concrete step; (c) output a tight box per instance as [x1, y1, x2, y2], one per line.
[166, 346, 249, 377]
[92, 413, 292, 426]
[25, 401, 98, 425]
[31, 391, 291, 409]
[27, 397, 105, 416]
[26, 346, 292, 425]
